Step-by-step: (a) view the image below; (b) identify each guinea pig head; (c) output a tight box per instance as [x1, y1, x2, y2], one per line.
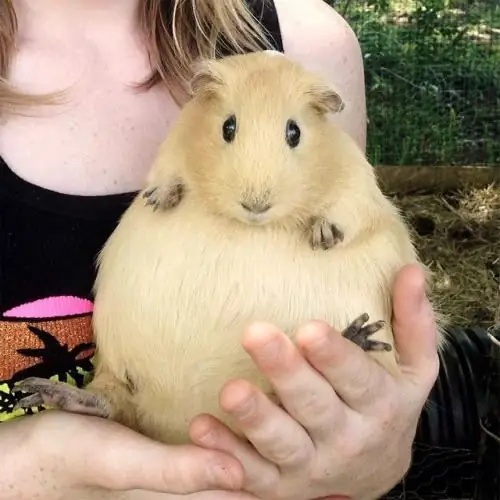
[181, 53, 345, 227]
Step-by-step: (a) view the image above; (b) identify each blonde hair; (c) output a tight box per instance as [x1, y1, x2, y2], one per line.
[0, 0, 274, 112]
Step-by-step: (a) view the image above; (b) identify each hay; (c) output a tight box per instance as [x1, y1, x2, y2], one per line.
[390, 183, 500, 330]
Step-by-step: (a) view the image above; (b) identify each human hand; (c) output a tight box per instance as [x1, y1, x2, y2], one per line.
[119, 489, 259, 500]
[189, 264, 440, 500]
[0, 409, 244, 500]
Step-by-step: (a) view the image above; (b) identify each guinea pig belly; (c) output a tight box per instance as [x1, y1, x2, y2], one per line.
[93, 205, 405, 442]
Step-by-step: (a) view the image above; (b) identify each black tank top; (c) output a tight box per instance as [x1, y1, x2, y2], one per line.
[0, 0, 283, 421]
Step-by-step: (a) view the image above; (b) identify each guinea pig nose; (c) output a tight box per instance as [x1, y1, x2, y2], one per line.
[241, 201, 271, 214]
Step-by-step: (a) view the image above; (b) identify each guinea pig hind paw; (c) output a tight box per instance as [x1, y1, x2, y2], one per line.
[12, 377, 110, 417]
[341, 314, 393, 352]
[310, 217, 344, 250]
[142, 182, 185, 212]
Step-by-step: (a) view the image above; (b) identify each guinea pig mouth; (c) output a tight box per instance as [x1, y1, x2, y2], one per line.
[243, 212, 270, 225]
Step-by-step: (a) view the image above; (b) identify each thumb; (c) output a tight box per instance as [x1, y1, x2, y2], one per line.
[391, 263, 440, 388]
[77, 418, 244, 494]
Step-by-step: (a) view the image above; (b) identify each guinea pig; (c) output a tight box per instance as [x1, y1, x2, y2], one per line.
[13, 51, 443, 444]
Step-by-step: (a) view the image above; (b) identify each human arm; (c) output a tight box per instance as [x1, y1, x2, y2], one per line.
[0, 410, 245, 500]
[273, 0, 368, 152]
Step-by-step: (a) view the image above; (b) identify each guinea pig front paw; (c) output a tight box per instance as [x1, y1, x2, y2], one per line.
[142, 180, 185, 212]
[309, 216, 344, 250]
[12, 377, 110, 418]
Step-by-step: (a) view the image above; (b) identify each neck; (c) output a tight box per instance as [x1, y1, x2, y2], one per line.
[13, 0, 142, 39]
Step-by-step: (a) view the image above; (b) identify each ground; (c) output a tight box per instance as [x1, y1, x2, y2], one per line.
[390, 183, 499, 331]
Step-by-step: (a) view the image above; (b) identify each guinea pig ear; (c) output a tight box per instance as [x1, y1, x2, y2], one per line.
[307, 85, 345, 115]
[189, 59, 223, 99]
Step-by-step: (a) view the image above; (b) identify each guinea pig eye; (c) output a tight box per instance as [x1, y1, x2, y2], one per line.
[285, 119, 301, 148]
[222, 114, 237, 143]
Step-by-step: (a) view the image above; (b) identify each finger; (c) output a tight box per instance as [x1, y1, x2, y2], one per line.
[130, 490, 260, 500]
[190, 413, 280, 498]
[297, 318, 394, 415]
[240, 321, 345, 440]
[391, 264, 440, 391]
[74, 416, 244, 494]
[218, 377, 313, 471]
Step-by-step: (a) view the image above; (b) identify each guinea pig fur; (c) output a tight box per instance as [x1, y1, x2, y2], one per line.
[14, 51, 444, 445]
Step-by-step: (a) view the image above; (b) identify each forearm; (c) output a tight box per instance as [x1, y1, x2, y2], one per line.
[0, 420, 165, 500]
[0, 416, 43, 499]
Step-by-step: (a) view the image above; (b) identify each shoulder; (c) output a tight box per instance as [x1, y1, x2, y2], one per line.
[272, 0, 367, 152]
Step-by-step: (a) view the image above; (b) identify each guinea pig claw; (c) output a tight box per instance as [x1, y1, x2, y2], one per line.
[342, 313, 392, 352]
[12, 377, 110, 417]
[143, 187, 155, 197]
[13, 392, 45, 408]
[142, 182, 185, 212]
[310, 217, 344, 250]
[142, 187, 162, 211]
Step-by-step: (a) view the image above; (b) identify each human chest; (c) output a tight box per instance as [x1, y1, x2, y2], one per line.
[0, 38, 180, 196]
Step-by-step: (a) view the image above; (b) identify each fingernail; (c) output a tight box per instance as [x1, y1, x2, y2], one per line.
[197, 428, 217, 447]
[303, 331, 331, 355]
[255, 336, 281, 363]
[232, 392, 256, 419]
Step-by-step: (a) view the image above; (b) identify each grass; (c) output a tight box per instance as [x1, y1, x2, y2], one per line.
[326, 1, 500, 330]
[331, 0, 500, 166]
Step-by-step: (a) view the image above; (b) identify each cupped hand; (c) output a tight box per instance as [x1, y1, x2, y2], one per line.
[189, 264, 440, 500]
[0, 409, 245, 500]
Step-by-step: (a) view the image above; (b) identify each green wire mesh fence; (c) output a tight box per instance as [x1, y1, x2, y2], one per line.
[328, 0, 500, 167]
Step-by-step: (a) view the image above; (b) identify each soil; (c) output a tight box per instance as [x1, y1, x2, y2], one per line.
[390, 183, 500, 331]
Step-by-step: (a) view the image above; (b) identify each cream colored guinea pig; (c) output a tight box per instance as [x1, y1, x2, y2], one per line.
[14, 51, 441, 444]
